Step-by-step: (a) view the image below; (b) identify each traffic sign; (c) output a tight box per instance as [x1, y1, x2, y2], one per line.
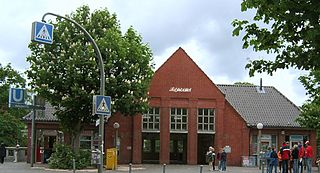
[9, 88, 26, 108]
[31, 21, 54, 44]
[93, 95, 111, 116]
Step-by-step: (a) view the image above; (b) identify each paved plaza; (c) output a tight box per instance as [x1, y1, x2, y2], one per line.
[0, 162, 319, 173]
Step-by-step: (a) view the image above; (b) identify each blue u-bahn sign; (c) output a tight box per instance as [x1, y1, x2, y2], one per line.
[9, 88, 26, 108]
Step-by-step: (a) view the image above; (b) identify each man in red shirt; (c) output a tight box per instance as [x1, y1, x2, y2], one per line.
[305, 141, 313, 173]
[298, 142, 305, 173]
[281, 142, 291, 173]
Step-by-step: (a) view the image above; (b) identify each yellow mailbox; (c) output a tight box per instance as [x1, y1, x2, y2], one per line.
[105, 148, 117, 170]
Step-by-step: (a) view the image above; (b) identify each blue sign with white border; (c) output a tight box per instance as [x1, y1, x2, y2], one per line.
[9, 88, 26, 108]
[31, 21, 54, 44]
[93, 95, 111, 116]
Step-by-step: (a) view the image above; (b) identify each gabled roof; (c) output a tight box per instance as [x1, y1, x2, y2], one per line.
[217, 84, 301, 128]
[22, 102, 58, 122]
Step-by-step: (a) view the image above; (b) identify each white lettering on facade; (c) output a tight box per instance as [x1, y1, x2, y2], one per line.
[169, 87, 192, 93]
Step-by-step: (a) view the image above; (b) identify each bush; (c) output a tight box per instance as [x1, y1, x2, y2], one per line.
[48, 143, 91, 169]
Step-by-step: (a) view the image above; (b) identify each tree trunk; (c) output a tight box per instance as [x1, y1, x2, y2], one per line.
[71, 119, 82, 152]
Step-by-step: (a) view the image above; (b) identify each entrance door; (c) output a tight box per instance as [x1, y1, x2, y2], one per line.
[170, 133, 187, 164]
[198, 134, 214, 164]
[142, 133, 160, 163]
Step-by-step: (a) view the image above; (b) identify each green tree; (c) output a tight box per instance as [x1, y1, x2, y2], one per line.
[26, 6, 154, 149]
[0, 63, 28, 146]
[232, 0, 320, 76]
[232, 0, 320, 130]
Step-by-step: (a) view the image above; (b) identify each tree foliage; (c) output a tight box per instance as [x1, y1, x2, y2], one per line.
[26, 6, 154, 147]
[232, 0, 320, 129]
[232, 0, 320, 77]
[297, 71, 320, 129]
[0, 63, 28, 146]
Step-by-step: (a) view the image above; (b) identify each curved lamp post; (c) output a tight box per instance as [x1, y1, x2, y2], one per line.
[256, 122, 263, 168]
[42, 13, 105, 173]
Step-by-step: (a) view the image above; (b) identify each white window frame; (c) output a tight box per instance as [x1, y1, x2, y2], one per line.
[170, 108, 188, 132]
[197, 108, 215, 133]
[142, 107, 160, 132]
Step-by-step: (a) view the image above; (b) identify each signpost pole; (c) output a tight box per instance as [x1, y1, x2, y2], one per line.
[41, 13, 106, 173]
[30, 95, 36, 167]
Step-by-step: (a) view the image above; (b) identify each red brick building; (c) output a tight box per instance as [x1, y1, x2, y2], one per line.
[24, 47, 317, 166]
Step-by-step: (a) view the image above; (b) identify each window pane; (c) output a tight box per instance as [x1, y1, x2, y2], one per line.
[155, 108, 159, 114]
[210, 117, 214, 123]
[182, 108, 187, 115]
[149, 108, 153, 114]
[177, 108, 181, 115]
[171, 124, 175, 130]
[143, 123, 148, 129]
[204, 109, 208, 115]
[209, 109, 214, 115]
[182, 116, 187, 123]
[170, 140, 174, 153]
[171, 108, 175, 115]
[182, 124, 187, 130]
[155, 123, 159, 130]
[204, 117, 208, 123]
[155, 140, 160, 153]
[198, 124, 202, 130]
[209, 125, 214, 130]
[143, 140, 151, 152]
[198, 117, 203, 123]
[178, 140, 183, 153]
[171, 116, 175, 122]
[177, 124, 181, 129]
[198, 109, 203, 115]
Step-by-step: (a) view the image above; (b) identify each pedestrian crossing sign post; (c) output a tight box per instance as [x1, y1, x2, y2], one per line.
[31, 21, 54, 44]
[93, 95, 111, 116]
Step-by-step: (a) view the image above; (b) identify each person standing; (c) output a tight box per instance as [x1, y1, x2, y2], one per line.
[206, 146, 215, 171]
[216, 148, 222, 171]
[304, 141, 313, 173]
[220, 148, 227, 172]
[281, 142, 291, 173]
[298, 143, 305, 173]
[0, 143, 6, 164]
[278, 148, 283, 173]
[292, 145, 299, 173]
[269, 146, 278, 173]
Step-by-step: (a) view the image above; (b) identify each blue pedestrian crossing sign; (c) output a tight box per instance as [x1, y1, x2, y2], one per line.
[9, 88, 26, 108]
[93, 95, 111, 116]
[31, 21, 54, 44]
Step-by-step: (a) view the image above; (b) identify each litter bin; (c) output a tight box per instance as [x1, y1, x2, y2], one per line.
[105, 148, 117, 170]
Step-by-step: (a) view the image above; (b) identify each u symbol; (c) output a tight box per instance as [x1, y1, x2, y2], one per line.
[12, 89, 24, 102]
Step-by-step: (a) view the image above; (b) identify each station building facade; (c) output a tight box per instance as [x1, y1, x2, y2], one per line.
[24, 47, 317, 166]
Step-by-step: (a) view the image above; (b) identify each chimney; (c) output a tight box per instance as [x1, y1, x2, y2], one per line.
[256, 78, 265, 93]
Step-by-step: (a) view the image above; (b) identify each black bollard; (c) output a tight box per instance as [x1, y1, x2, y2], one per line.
[163, 164, 166, 173]
[200, 165, 203, 173]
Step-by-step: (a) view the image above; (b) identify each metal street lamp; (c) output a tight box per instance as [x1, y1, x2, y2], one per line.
[256, 123, 263, 168]
[41, 13, 105, 173]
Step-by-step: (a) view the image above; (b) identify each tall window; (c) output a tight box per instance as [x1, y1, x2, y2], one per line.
[170, 108, 188, 131]
[80, 135, 92, 149]
[198, 108, 215, 132]
[143, 107, 160, 131]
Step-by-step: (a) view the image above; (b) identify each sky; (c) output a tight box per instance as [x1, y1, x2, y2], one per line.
[0, 0, 309, 106]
